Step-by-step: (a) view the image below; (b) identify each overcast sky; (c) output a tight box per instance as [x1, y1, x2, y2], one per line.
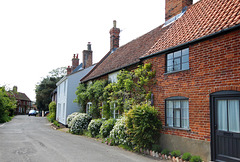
[0, 0, 200, 101]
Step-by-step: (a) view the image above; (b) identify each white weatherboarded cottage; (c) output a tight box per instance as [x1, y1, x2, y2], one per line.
[56, 43, 95, 125]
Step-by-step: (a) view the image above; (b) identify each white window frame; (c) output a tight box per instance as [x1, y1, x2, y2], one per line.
[111, 101, 119, 119]
[108, 71, 119, 83]
[86, 102, 92, 115]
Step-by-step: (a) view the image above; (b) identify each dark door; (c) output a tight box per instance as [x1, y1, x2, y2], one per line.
[211, 91, 240, 162]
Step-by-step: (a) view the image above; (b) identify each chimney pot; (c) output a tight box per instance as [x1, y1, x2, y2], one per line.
[113, 20, 116, 28]
[87, 42, 92, 51]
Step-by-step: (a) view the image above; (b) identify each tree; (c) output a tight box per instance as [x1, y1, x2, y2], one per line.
[0, 86, 16, 123]
[48, 67, 66, 78]
[35, 67, 66, 111]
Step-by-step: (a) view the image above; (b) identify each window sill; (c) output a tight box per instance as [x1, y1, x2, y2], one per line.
[163, 126, 191, 131]
[164, 69, 190, 75]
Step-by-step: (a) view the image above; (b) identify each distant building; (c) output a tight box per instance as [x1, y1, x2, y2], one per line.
[12, 86, 32, 115]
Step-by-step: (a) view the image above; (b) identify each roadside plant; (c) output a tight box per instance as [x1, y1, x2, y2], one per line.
[67, 112, 80, 128]
[125, 103, 161, 151]
[47, 101, 56, 123]
[161, 149, 169, 156]
[87, 119, 103, 137]
[171, 150, 181, 157]
[53, 120, 60, 127]
[190, 155, 202, 162]
[182, 152, 192, 161]
[0, 86, 16, 123]
[151, 144, 161, 152]
[109, 116, 131, 146]
[100, 118, 116, 138]
[70, 113, 92, 135]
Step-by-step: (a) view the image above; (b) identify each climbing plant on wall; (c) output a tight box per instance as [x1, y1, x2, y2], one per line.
[75, 63, 155, 119]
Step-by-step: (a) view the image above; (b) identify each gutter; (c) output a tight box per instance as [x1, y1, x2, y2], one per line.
[56, 76, 67, 86]
[140, 23, 240, 60]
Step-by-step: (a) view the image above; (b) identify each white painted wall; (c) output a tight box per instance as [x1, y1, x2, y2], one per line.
[56, 65, 95, 125]
[56, 77, 67, 124]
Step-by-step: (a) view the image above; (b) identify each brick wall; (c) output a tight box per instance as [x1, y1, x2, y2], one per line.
[144, 29, 240, 141]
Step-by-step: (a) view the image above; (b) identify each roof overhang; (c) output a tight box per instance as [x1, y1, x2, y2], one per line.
[141, 23, 240, 60]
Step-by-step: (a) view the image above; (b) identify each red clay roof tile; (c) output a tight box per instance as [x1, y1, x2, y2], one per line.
[144, 0, 240, 57]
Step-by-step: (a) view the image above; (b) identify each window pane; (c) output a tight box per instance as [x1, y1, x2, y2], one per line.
[167, 101, 174, 108]
[167, 53, 173, 59]
[182, 62, 189, 70]
[228, 100, 240, 133]
[181, 100, 189, 109]
[174, 51, 181, 57]
[174, 64, 181, 71]
[182, 48, 189, 56]
[167, 59, 173, 66]
[167, 108, 173, 117]
[174, 58, 180, 65]
[174, 110, 180, 127]
[167, 66, 173, 72]
[174, 101, 181, 108]
[217, 100, 228, 131]
[182, 55, 189, 63]
[167, 117, 173, 127]
[181, 119, 189, 128]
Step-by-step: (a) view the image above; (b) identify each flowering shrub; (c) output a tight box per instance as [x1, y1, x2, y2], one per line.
[70, 113, 92, 135]
[88, 119, 103, 137]
[109, 116, 130, 146]
[100, 118, 116, 138]
[67, 112, 80, 128]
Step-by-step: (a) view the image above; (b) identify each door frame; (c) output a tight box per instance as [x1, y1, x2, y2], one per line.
[210, 90, 240, 161]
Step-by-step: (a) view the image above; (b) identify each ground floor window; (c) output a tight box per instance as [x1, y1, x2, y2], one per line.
[165, 97, 189, 129]
[110, 101, 119, 119]
[86, 102, 92, 115]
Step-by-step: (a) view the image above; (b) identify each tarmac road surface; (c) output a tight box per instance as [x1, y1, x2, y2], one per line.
[0, 115, 160, 162]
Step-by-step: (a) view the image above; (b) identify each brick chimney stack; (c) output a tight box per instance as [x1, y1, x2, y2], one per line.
[66, 54, 80, 75]
[71, 54, 79, 72]
[67, 66, 71, 75]
[109, 20, 120, 50]
[82, 42, 93, 69]
[165, 0, 193, 21]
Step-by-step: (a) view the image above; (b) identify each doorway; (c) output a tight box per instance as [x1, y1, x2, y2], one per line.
[210, 91, 240, 162]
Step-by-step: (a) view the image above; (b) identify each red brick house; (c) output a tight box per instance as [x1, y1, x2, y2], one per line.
[12, 86, 32, 115]
[82, 0, 240, 161]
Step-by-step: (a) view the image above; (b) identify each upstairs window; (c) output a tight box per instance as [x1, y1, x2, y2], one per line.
[166, 48, 189, 73]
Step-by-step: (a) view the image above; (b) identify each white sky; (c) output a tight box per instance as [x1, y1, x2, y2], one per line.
[0, 0, 200, 101]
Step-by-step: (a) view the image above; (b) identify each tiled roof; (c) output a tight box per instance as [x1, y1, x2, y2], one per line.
[143, 0, 240, 57]
[82, 24, 171, 82]
[14, 92, 31, 101]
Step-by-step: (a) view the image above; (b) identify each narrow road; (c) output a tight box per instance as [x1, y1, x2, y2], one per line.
[0, 116, 159, 162]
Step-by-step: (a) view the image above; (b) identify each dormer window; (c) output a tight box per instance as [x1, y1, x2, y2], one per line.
[166, 48, 189, 73]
